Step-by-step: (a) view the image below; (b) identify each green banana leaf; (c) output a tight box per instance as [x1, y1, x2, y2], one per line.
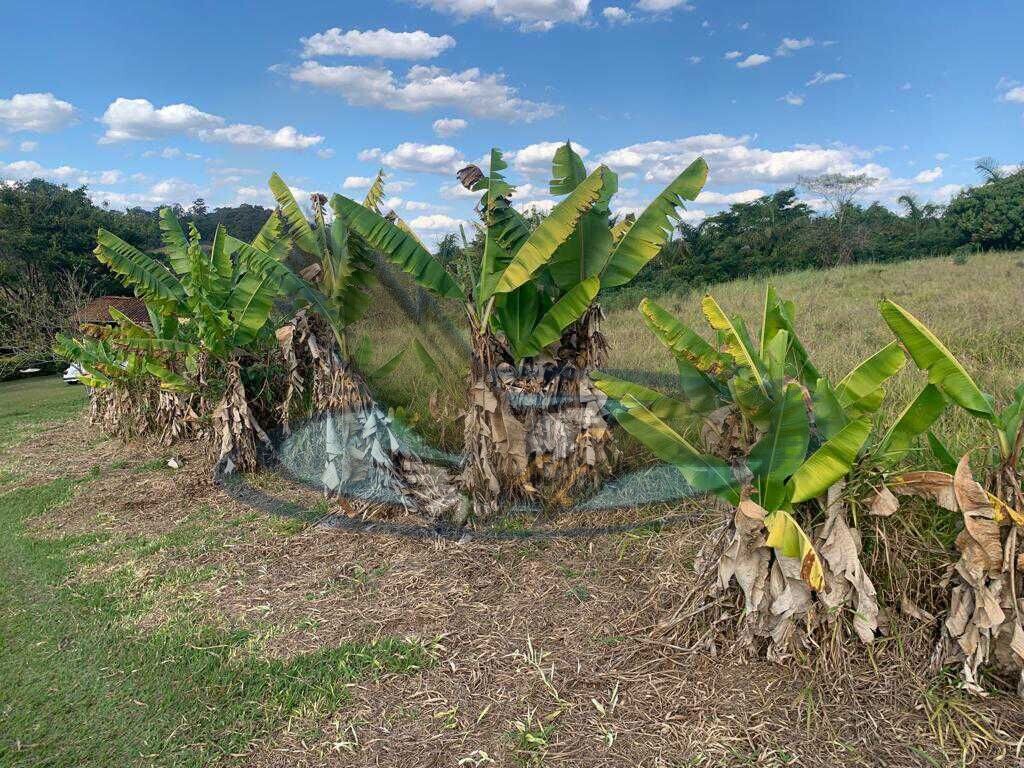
[268, 173, 320, 257]
[251, 210, 285, 256]
[363, 169, 387, 213]
[369, 347, 406, 381]
[330, 195, 465, 300]
[491, 166, 606, 296]
[811, 378, 850, 441]
[493, 285, 542, 356]
[615, 396, 741, 504]
[93, 229, 186, 314]
[927, 431, 959, 473]
[879, 299, 994, 419]
[601, 157, 708, 287]
[788, 418, 872, 503]
[158, 207, 190, 274]
[549, 141, 588, 195]
[591, 371, 691, 421]
[747, 383, 810, 509]
[835, 342, 906, 414]
[145, 360, 192, 392]
[760, 287, 820, 388]
[875, 383, 948, 464]
[520, 276, 600, 356]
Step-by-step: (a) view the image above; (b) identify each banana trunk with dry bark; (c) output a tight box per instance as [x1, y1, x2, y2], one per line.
[460, 305, 615, 523]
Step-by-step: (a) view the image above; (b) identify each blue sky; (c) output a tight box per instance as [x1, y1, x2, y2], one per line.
[2, 0, 1022, 242]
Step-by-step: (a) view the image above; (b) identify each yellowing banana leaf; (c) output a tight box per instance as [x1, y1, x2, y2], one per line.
[520, 276, 600, 356]
[591, 371, 691, 421]
[268, 173, 320, 257]
[610, 213, 635, 245]
[639, 298, 723, 373]
[330, 195, 465, 300]
[602, 157, 708, 288]
[363, 169, 387, 213]
[94, 229, 186, 314]
[615, 396, 740, 504]
[875, 383, 948, 465]
[835, 342, 906, 414]
[492, 166, 606, 295]
[748, 383, 810, 508]
[701, 295, 767, 395]
[788, 418, 872, 503]
[880, 300, 994, 420]
[145, 360, 192, 392]
[158, 207, 190, 274]
[764, 509, 825, 590]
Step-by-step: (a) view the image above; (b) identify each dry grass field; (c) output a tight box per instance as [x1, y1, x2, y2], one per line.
[2, 251, 1024, 767]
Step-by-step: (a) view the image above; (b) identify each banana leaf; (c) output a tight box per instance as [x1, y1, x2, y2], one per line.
[601, 157, 708, 287]
[788, 418, 872, 503]
[330, 195, 465, 300]
[812, 378, 849, 441]
[879, 299, 994, 419]
[640, 297, 723, 373]
[835, 342, 906, 415]
[764, 509, 825, 590]
[875, 383, 948, 464]
[93, 229, 186, 314]
[158, 208, 190, 274]
[615, 396, 740, 504]
[491, 166, 606, 296]
[748, 383, 810, 509]
[268, 173, 320, 257]
[591, 371, 691, 421]
[520, 276, 600, 356]
[701, 295, 767, 396]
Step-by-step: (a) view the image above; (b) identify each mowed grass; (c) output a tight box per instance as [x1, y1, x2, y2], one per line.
[0, 376, 88, 453]
[360, 250, 1024, 456]
[0, 383, 432, 768]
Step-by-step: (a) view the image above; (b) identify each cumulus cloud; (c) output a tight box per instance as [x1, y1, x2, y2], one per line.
[414, 0, 590, 31]
[515, 198, 557, 214]
[408, 213, 464, 230]
[300, 27, 455, 59]
[405, 200, 436, 211]
[1000, 84, 1024, 103]
[724, 50, 742, 60]
[440, 181, 480, 199]
[597, 133, 888, 187]
[688, 56, 703, 64]
[433, 117, 468, 138]
[779, 92, 805, 106]
[98, 97, 321, 149]
[602, 6, 631, 23]
[197, 123, 323, 150]
[290, 63, 558, 122]
[508, 141, 590, 174]
[736, 53, 771, 69]
[0, 92, 77, 133]
[775, 37, 813, 56]
[0, 159, 123, 186]
[912, 166, 943, 184]
[375, 142, 466, 174]
[696, 189, 766, 205]
[807, 71, 848, 86]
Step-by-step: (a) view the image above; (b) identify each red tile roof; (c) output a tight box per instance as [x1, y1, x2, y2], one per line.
[74, 296, 151, 326]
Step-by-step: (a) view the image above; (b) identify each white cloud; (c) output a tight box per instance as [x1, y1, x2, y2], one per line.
[912, 166, 943, 184]
[900, 82, 912, 91]
[0, 93, 77, 133]
[414, 0, 590, 31]
[433, 117, 468, 138]
[440, 181, 480, 198]
[19, 141, 38, 152]
[602, 6, 631, 23]
[197, 123, 323, 150]
[143, 146, 183, 159]
[736, 53, 770, 69]
[696, 189, 765, 204]
[935, 152, 949, 161]
[343, 176, 374, 189]
[99, 98, 222, 142]
[508, 141, 590, 174]
[290, 63, 558, 122]
[636, 0, 694, 11]
[931, 183, 962, 202]
[779, 92, 805, 106]
[358, 147, 383, 162]
[378, 142, 466, 174]
[597, 133, 887, 187]
[408, 213, 464, 230]
[405, 200, 436, 211]
[300, 27, 455, 59]
[0, 159, 123, 186]
[775, 37, 813, 56]
[688, 56, 703, 64]
[724, 50, 742, 60]
[316, 148, 335, 159]
[385, 196, 404, 209]
[1000, 86, 1024, 103]
[515, 198, 557, 214]
[99, 97, 320, 150]
[807, 71, 848, 86]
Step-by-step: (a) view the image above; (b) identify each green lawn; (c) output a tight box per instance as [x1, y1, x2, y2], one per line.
[0, 379, 431, 768]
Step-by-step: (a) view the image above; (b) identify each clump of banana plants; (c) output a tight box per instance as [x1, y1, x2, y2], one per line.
[876, 300, 1024, 694]
[336, 142, 707, 522]
[595, 288, 949, 659]
[82, 207, 333, 473]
